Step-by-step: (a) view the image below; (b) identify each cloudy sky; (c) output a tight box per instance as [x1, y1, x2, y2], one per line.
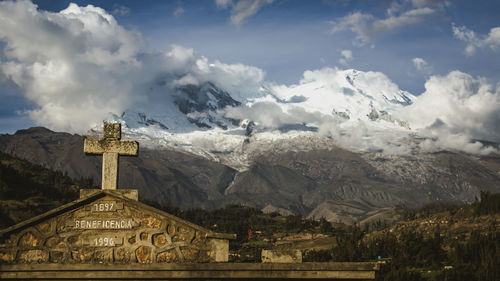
[0, 0, 499, 134]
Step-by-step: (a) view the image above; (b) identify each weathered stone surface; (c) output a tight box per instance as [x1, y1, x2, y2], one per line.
[128, 234, 136, 245]
[56, 219, 70, 234]
[191, 232, 207, 247]
[83, 139, 138, 155]
[0, 190, 234, 265]
[261, 249, 302, 263]
[114, 247, 132, 263]
[172, 235, 186, 242]
[72, 248, 93, 263]
[209, 239, 229, 262]
[93, 249, 113, 263]
[181, 248, 199, 261]
[173, 229, 195, 244]
[136, 246, 152, 264]
[67, 235, 80, 246]
[37, 220, 54, 235]
[80, 189, 138, 200]
[101, 152, 118, 190]
[18, 250, 48, 263]
[0, 252, 14, 263]
[157, 250, 178, 263]
[45, 237, 65, 248]
[49, 251, 65, 263]
[103, 123, 121, 140]
[198, 250, 211, 262]
[152, 233, 168, 247]
[83, 123, 139, 190]
[178, 226, 189, 234]
[18, 232, 41, 247]
[141, 217, 161, 229]
[72, 248, 113, 263]
[167, 224, 176, 235]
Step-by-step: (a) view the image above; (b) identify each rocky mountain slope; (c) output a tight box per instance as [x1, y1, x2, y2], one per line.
[0, 127, 236, 209]
[1, 127, 499, 223]
[2, 69, 499, 223]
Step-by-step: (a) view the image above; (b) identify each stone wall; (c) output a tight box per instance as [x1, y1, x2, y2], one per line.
[261, 249, 302, 263]
[0, 191, 230, 264]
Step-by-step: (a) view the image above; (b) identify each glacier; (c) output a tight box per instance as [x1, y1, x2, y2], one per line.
[88, 68, 495, 170]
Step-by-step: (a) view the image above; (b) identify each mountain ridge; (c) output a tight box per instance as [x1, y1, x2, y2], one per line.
[2, 69, 499, 223]
[92, 68, 500, 174]
[1, 127, 499, 223]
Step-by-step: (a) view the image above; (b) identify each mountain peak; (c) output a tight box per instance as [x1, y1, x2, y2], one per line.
[92, 68, 426, 169]
[14, 127, 55, 135]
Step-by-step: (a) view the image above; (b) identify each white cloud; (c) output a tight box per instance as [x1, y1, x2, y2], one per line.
[0, 1, 143, 132]
[112, 4, 130, 16]
[215, 0, 273, 26]
[453, 24, 500, 56]
[1, 1, 497, 156]
[418, 124, 496, 155]
[224, 101, 336, 130]
[215, 0, 233, 9]
[173, 6, 185, 17]
[222, 67, 419, 154]
[412, 57, 432, 74]
[0, 1, 264, 132]
[338, 49, 353, 66]
[330, 1, 436, 44]
[226, 68, 500, 155]
[235, 67, 500, 155]
[374, 7, 434, 30]
[330, 12, 374, 44]
[412, 57, 426, 70]
[400, 71, 500, 153]
[340, 49, 353, 60]
[411, 0, 449, 8]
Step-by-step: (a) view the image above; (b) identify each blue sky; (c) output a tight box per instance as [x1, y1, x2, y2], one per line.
[1, 0, 500, 133]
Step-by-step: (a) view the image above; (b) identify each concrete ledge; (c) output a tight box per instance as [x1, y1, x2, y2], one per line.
[80, 189, 139, 200]
[0, 262, 380, 280]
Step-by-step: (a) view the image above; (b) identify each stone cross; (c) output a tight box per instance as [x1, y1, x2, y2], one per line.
[84, 123, 139, 190]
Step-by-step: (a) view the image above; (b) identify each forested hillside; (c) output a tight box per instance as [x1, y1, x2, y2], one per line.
[303, 194, 500, 281]
[145, 191, 500, 281]
[0, 152, 94, 228]
[1, 151, 499, 280]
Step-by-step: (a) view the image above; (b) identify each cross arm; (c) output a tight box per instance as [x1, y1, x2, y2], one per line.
[84, 138, 139, 156]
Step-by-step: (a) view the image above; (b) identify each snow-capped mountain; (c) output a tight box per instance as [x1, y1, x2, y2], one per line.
[117, 80, 242, 133]
[3, 68, 499, 223]
[67, 67, 500, 222]
[95, 68, 422, 170]
[258, 68, 414, 126]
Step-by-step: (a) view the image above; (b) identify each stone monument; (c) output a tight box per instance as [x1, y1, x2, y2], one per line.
[84, 123, 138, 190]
[0, 123, 234, 265]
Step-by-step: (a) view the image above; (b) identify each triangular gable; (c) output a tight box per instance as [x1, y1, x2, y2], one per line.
[0, 190, 234, 264]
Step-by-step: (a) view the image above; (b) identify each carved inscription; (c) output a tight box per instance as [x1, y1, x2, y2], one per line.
[73, 219, 134, 229]
[68, 200, 135, 230]
[90, 201, 123, 212]
[0, 191, 231, 265]
[84, 236, 124, 247]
